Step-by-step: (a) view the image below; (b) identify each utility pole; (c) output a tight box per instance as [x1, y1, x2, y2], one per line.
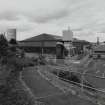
[69, 41, 72, 57]
[97, 37, 100, 45]
[41, 41, 44, 56]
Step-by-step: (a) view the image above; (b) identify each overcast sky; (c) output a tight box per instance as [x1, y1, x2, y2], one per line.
[0, 0, 105, 42]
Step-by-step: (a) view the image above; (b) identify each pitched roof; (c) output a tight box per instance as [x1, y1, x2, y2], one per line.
[21, 33, 62, 42]
[19, 33, 90, 47]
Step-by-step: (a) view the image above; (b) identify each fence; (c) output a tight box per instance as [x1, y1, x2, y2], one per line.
[47, 65, 105, 96]
[37, 65, 105, 105]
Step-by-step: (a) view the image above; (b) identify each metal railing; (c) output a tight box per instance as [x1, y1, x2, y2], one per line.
[47, 65, 105, 94]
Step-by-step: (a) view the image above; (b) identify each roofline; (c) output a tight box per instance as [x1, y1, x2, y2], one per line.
[19, 40, 90, 43]
[20, 39, 63, 42]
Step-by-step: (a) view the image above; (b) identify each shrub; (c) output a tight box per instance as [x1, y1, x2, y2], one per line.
[58, 70, 81, 86]
[67, 72, 81, 85]
[59, 70, 69, 79]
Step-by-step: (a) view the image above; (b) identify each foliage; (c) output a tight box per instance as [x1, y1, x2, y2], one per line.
[67, 72, 81, 84]
[0, 35, 46, 105]
[59, 70, 69, 79]
[9, 38, 17, 45]
[0, 34, 8, 57]
[52, 69, 95, 92]
[37, 55, 47, 65]
[52, 70, 81, 85]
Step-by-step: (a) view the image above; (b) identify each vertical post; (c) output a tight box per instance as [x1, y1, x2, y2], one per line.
[41, 41, 44, 56]
[69, 41, 72, 57]
[56, 41, 64, 64]
[42, 47, 44, 56]
[81, 73, 84, 92]
[69, 41, 71, 57]
[81, 69, 88, 93]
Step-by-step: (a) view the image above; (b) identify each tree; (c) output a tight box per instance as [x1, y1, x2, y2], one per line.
[0, 35, 42, 105]
[0, 34, 8, 57]
[0, 36, 39, 105]
[9, 38, 17, 45]
[9, 39, 18, 52]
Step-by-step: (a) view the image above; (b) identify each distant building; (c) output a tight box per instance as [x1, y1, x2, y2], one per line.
[19, 33, 90, 56]
[19, 33, 62, 54]
[73, 39, 90, 55]
[5, 29, 16, 41]
[62, 27, 74, 56]
[92, 45, 105, 58]
[63, 27, 73, 41]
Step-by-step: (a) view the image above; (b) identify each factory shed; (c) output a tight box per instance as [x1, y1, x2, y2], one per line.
[19, 33, 62, 54]
[19, 33, 90, 56]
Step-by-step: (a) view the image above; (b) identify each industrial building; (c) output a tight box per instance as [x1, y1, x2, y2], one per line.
[19, 33, 62, 54]
[19, 33, 90, 56]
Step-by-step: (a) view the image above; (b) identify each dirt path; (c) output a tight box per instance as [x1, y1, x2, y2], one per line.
[22, 67, 97, 105]
[22, 67, 62, 98]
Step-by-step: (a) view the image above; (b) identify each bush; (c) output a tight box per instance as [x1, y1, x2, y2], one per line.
[59, 70, 69, 79]
[67, 72, 81, 84]
[50, 68, 95, 91]
[58, 70, 81, 86]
